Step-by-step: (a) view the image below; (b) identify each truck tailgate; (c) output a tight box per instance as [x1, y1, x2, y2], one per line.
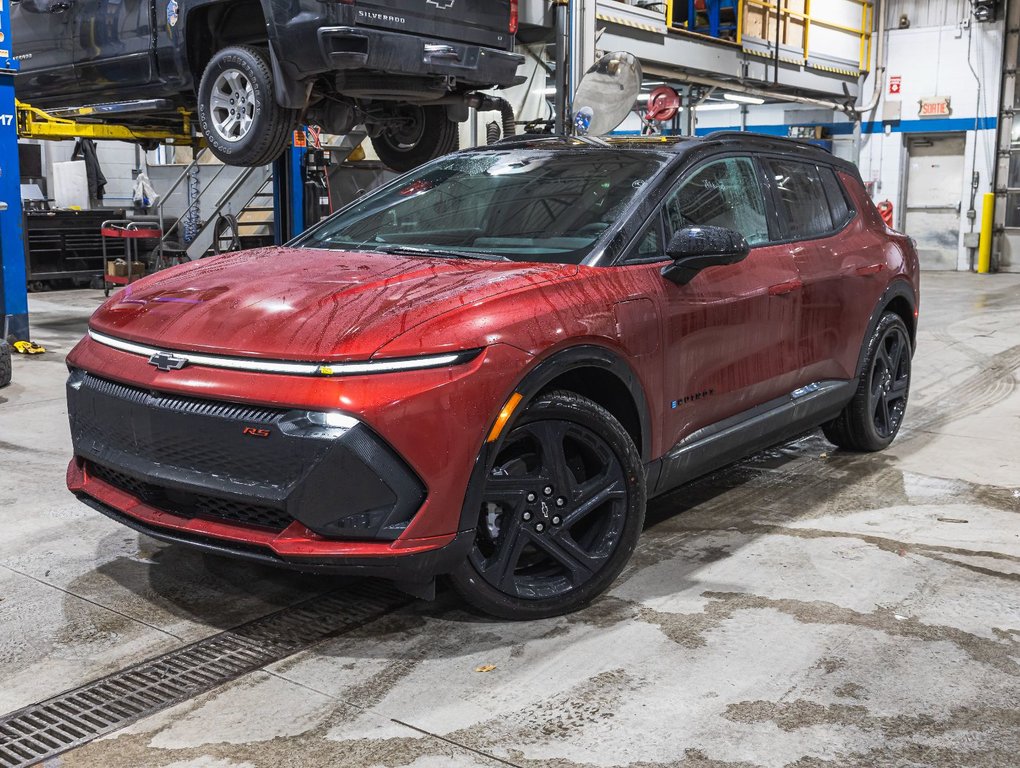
[354, 1, 514, 50]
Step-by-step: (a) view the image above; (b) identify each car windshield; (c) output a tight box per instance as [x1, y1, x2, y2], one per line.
[297, 149, 666, 264]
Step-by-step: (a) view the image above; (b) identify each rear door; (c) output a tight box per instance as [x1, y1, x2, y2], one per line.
[11, 0, 77, 99]
[73, 0, 155, 92]
[765, 156, 888, 384]
[357, 1, 514, 49]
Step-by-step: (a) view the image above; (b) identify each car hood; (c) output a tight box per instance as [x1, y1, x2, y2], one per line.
[89, 247, 575, 360]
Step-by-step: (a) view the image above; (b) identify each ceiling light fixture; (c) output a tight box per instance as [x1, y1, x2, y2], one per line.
[723, 93, 766, 105]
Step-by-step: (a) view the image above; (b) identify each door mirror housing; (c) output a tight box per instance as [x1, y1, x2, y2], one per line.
[660, 226, 751, 285]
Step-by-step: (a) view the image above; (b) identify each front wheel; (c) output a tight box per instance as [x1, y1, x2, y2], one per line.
[0, 340, 11, 388]
[197, 45, 298, 167]
[369, 105, 459, 173]
[823, 312, 912, 452]
[450, 391, 646, 620]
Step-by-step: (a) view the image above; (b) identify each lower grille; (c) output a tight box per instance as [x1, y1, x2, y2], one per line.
[87, 462, 294, 532]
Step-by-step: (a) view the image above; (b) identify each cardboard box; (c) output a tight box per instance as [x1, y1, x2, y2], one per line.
[107, 259, 145, 278]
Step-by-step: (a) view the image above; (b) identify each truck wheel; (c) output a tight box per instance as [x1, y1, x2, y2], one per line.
[370, 105, 459, 173]
[0, 340, 11, 389]
[197, 45, 298, 167]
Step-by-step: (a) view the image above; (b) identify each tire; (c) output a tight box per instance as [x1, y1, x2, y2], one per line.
[369, 105, 459, 173]
[0, 341, 11, 389]
[212, 213, 242, 254]
[197, 45, 298, 167]
[450, 391, 646, 620]
[823, 312, 912, 452]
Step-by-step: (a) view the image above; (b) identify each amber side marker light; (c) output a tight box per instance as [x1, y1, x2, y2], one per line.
[487, 392, 524, 443]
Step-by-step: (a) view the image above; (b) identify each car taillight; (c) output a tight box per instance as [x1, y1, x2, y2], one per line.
[509, 0, 519, 34]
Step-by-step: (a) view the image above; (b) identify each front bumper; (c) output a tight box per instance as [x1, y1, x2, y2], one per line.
[64, 339, 534, 578]
[70, 462, 472, 579]
[317, 26, 524, 88]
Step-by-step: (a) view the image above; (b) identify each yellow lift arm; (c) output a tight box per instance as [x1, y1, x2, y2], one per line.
[16, 99, 204, 147]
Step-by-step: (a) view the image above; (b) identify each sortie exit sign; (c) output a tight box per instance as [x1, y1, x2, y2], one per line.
[919, 97, 951, 117]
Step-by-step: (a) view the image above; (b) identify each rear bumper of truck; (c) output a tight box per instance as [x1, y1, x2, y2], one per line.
[316, 26, 523, 90]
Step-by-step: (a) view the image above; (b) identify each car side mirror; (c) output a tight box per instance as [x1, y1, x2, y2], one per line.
[660, 226, 751, 285]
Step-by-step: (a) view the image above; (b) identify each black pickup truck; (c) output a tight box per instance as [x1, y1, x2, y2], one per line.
[12, 0, 523, 170]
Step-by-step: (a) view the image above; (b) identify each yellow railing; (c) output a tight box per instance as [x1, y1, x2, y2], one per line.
[743, 0, 874, 71]
[663, 0, 874, 72]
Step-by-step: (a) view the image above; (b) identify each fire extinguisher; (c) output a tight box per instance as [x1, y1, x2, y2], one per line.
[876, 200, 894, 228]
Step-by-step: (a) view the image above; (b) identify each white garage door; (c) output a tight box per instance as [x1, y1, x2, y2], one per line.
[904, 135, 966, 270]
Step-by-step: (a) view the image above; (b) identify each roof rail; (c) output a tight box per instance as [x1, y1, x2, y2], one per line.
[705, 131, 834, 153]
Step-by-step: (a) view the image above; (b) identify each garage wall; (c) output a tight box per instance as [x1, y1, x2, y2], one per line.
[856, 18, 1003, 271]
[24, 139, 150, 210]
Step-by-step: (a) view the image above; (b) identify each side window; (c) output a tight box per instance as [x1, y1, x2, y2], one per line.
[819, 166, 853, 228]
[625, 216, 664, 262]
[766, 159, 834, 239]
[663, 157, 770, 246]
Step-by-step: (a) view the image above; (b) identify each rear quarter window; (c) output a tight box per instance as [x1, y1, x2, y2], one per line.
[818, 166, 854, 228]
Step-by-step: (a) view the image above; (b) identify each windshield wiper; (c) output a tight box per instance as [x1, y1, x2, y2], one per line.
[374, 245, 510, 262]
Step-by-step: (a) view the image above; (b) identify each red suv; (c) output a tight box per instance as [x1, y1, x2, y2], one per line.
[66, 134, 919, 619]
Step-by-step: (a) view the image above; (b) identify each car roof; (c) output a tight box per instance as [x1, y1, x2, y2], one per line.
[483, 132, 857, 176]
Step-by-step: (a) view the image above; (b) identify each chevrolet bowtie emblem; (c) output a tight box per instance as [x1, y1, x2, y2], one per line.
[427, 0, 455, 9]
[148, 352, 189, 371]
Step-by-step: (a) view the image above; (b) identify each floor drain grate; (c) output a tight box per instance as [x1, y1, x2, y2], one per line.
[0, 581, 409, 768]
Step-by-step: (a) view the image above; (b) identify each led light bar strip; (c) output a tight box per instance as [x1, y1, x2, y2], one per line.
[88, 330, 476, 377]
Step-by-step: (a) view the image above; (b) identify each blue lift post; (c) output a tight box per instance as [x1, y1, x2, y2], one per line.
[0, 0, 27, 340]
[272, 130, 306, 244]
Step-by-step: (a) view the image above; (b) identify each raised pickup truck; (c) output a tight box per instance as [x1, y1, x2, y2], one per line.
[12, 0, 523, 170]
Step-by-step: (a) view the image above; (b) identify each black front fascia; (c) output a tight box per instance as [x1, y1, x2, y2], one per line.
[67, 370, 425, 541]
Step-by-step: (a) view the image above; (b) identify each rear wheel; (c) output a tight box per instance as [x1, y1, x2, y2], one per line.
[197, 45, 298, 167]
[450, 391, 645, 620]
[823, 312, 912, 451]
[370, 105, 459, 173]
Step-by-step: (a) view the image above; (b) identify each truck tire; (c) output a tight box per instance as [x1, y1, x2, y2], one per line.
[370, 105, 459, 173]
[197, 45, 298, 167]
[0, 340, 11, 389]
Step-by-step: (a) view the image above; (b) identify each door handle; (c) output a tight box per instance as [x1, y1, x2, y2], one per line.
[49, 1, 73, 11]
[768, 279, 803, 296]
[856, 263, 886, 276]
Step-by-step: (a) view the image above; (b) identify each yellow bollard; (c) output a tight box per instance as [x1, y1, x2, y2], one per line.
[978, 192, 994, 274]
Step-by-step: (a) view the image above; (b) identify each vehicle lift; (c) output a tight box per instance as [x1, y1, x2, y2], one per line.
[0, 0, 27, 341]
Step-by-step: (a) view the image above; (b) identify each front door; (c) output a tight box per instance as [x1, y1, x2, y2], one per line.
[903, 134, 965, 270]
[73, 0, 154, 93]
[654, 155, 802, 446]
[11, 0, 77, 99]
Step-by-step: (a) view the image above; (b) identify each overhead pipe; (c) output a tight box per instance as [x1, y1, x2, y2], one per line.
[552, 0, 571, 134]
[642, 65, 858, 115]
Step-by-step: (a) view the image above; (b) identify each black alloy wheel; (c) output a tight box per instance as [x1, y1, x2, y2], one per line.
[824, 312, 913, 451]
[451, 391, 645, 619]
[869, 323, 910, 439]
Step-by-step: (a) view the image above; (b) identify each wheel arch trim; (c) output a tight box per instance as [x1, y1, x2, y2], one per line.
[455, 344, 653, 536]
[855, 278, 918, 379]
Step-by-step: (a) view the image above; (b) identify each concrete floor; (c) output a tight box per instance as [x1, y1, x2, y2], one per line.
[1, 273, 1018, 768]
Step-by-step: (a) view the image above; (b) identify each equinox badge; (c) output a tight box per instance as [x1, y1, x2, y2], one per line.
[148, 352, 189, 372]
